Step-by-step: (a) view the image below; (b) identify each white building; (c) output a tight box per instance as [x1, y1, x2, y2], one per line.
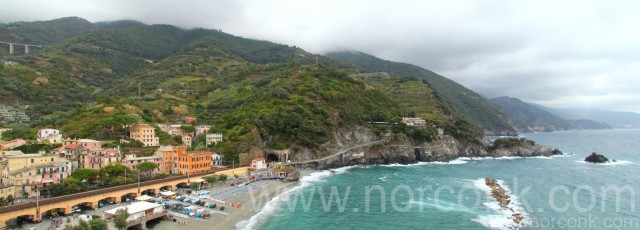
[211, 153, 223, 166]
[104, 201, 165, 222]
[402, 117, 427, 126]
[205, 133, 223, 146]
[37, 128, 60, 140]
[250, 157, 267, 170]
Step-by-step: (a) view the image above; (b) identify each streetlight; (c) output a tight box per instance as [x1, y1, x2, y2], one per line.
[36, 186, 40, 221]
[137, 171, 140, 194]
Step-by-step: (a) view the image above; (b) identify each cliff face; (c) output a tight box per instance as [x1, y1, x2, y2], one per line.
[298, 126, 560, 169]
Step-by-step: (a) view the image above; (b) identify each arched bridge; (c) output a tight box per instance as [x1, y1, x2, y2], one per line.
[0, 167, 247, 229]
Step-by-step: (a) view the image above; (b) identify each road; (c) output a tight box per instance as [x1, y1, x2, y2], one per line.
[288, 140, 383, 164]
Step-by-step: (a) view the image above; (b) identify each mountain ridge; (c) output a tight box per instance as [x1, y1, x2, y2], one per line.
[490, 96, 611, 132]
[326, 50, 516, 136]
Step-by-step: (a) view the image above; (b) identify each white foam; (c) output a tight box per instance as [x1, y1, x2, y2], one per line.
[378, 159, 469, 167]
[471, 178, 529, 230]
[460, 154, 571, 161]
[408, 199, 478, 214]
[240, 165, 357, 230]
[575, 160, 635, 165]
[378, 162, 430, 167]
[428, 159, 469, 165]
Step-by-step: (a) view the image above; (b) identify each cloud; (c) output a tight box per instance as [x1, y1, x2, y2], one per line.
[1, 0, 639, 112]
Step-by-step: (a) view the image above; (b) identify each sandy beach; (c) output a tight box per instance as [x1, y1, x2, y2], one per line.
[151, 170, 314, 230]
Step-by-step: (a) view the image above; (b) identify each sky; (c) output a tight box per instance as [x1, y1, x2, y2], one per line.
[1, 0, 639, 112]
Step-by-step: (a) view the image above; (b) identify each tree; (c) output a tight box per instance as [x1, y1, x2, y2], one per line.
[218, 174, 228, 183]
[99, 163, 134, 184]
[63, 218, 106, 230]
[180, 125, 195, 134]
[204, 176, 218, 184]
[136, 162, 158, 179]
[70, 169, 100, 183]
[88, 218, 108, 230]
[189, 182, 199, 190]
[6, 195, 13, 205]
[172, 135, 183, 144]
[113, 208, 129, 230]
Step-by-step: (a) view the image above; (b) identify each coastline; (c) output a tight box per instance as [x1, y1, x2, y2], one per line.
[150, 170, 315, 230]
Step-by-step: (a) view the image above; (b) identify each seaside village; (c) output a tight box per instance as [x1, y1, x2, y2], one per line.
[0, 114, 299, 230]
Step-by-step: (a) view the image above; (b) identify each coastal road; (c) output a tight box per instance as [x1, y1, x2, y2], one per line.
[288, 140, 383, 164]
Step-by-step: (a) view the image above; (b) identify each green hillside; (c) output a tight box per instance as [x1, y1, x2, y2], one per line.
[1, 17, 482, 161]
[326, 51, 516, 135]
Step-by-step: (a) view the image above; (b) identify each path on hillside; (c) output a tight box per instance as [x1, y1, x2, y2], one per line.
[288, 140, 383, 164]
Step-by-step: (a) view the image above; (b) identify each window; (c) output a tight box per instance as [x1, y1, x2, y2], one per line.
[51, 158, 54, 162]
[30, 159, 34, 163]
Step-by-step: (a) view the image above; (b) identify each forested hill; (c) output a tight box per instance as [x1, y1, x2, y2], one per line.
[0, 17, 487, 160]
[326, 51, 516, 135]
[490, 97, 611, 132]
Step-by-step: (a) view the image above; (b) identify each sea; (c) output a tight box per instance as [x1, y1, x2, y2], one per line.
[239, 129, 640, 230]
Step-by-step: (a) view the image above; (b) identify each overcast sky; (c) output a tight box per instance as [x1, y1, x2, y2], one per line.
[2, 0, 639, 112]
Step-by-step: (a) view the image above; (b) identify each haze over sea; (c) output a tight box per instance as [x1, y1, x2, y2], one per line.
[241, 129, 640, 229]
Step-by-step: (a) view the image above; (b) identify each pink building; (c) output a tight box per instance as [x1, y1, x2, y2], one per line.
[77, 139, 102, 151]
[195, 125, 211, 136]
[0, 139, 27, 151]
[83, 148, 121, 170]
[121, 155, 163, 175]
[38, 158, 71, 188]
[249, 157, 267, 171]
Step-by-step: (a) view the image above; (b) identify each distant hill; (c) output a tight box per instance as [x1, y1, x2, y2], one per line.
[326, 51, 515, 135]
[0, 17, 94, 45]
[552, 108, 640, 129]
[490, 96, 611, 132]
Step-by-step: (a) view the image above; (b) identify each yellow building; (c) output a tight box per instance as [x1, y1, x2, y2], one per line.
[0, 184, 14, 200]
[130, 124, 159, 147]
[0, 153, 70, 198]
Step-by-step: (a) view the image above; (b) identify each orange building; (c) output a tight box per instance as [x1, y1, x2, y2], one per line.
[156, 145, 187, 174]
[176, 151, 212, 175]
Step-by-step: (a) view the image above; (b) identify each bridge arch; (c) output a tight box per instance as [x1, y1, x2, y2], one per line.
[141, 188, 156, 196]
[42, 207, 66, 218]
[159, 185, 173, 191]
[121, 193, 137, 202]
[176, 182, 189, 188]
[5, 214, 36, 229]
[98, 197, 117, 207]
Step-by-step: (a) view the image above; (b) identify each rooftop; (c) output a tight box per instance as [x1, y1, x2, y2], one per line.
[6, 153, 45, 158]
[104, 201, 161, 215]
[77, 139, 101, 143]
[1, 150, 24, 157]
[132, 124, 153, 129]
[123, 155, 162, 160]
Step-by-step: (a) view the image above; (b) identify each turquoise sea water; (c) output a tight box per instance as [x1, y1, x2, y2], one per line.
[241, 130, 640, 229]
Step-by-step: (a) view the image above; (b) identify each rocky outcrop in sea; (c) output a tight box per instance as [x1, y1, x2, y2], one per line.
[584, 152, 609, 163]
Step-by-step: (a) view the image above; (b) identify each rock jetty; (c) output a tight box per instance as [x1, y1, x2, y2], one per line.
[485, 178, 525, 229]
